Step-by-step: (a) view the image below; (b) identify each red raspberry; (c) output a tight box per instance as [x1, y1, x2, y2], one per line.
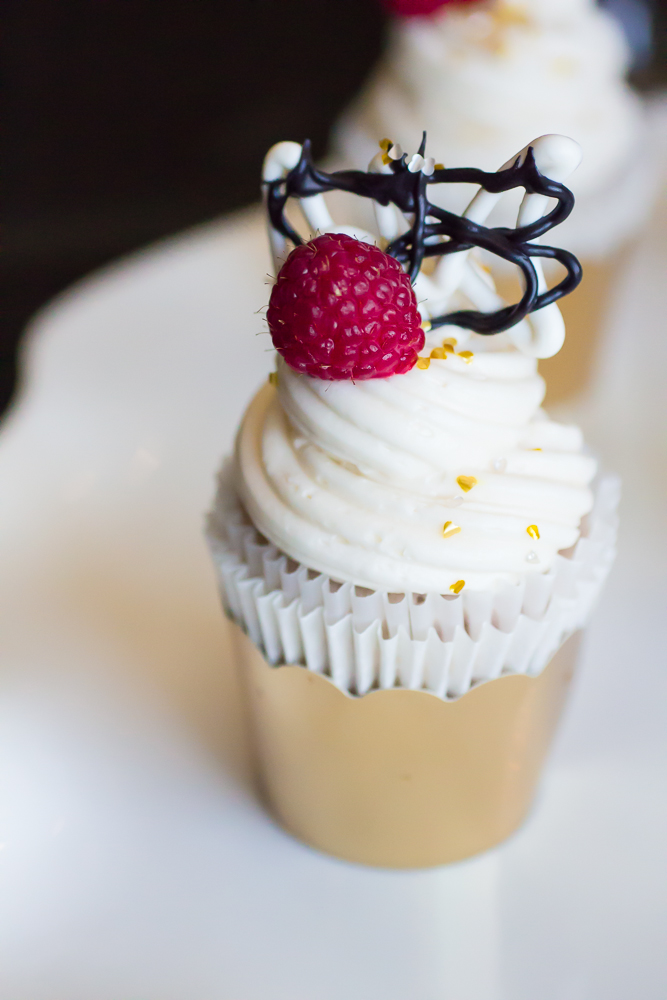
[267, 233, 424, 381]
[379, 0, 478, 17]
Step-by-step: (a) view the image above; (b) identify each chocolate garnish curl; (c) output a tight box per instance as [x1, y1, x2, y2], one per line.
[264, 135, 582, 336]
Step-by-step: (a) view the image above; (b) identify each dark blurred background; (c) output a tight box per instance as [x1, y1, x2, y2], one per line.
[3, 0, 667, 417]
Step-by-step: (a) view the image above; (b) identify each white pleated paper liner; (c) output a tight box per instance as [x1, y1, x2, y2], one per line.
[206, 467, 618, 700]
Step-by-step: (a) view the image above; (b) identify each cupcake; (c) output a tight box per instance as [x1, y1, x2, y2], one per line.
[206, 134, 618, 867]
[332, 0, 661, 403]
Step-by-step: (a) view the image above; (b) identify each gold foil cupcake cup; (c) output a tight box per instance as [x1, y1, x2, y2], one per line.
[539, 248, 631, 406]
[232, 621, 580, 869]
[496, 249, 629, 406]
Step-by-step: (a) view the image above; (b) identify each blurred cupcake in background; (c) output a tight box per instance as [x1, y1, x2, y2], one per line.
[332, 0, 662, 403]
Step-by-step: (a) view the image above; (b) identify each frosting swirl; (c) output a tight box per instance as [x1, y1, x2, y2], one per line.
[235, 346, 596, 593]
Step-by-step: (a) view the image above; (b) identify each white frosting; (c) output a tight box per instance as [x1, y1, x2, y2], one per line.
[235, 349, 596, 594]
[334, 0, 652, 255]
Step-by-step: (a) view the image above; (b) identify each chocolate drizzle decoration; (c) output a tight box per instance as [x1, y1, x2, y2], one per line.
[265, 135, 582, 335]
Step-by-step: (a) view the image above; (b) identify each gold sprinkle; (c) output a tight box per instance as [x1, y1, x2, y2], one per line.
[268, 371, 278, 386]
[450, 580, 465, 594]
[379, 138, 392, 152]
[430, 347, 447, 360]
[442, 521, 462, 539]
[434, 163, 445, 171]
[458, 350, 474, 363]
[494, 3, 530, 27]
[442, 342, 455, 355]
[416, 357, 431, 370]
[421, 319, 432, 333]
[527, 524, 540, 540]
[532, 447, 542, 451]
[442, 337, 457, 348]
[381, 153, 392, 166]
[456, 475, 477, 492]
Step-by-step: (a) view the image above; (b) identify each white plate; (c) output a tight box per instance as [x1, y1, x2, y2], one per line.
[0, 200, 666, 1000]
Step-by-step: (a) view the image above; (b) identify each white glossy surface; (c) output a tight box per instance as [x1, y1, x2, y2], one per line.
[0, 198, 666, 998]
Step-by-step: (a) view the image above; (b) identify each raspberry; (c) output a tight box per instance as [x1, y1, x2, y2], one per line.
[379, 0, 477, 17]
[267, 233, 425, 381]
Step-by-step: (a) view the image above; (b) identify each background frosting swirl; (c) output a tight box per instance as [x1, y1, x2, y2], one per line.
[333, 0, 652, 258]
[235, 350, 596, 593]
[350, 0, 640, 196]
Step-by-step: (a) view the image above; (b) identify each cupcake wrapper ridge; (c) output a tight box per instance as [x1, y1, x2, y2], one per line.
[206, 464, 618, 700]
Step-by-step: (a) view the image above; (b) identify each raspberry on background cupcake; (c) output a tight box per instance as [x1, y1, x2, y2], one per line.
[379, 0, 477, 16]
